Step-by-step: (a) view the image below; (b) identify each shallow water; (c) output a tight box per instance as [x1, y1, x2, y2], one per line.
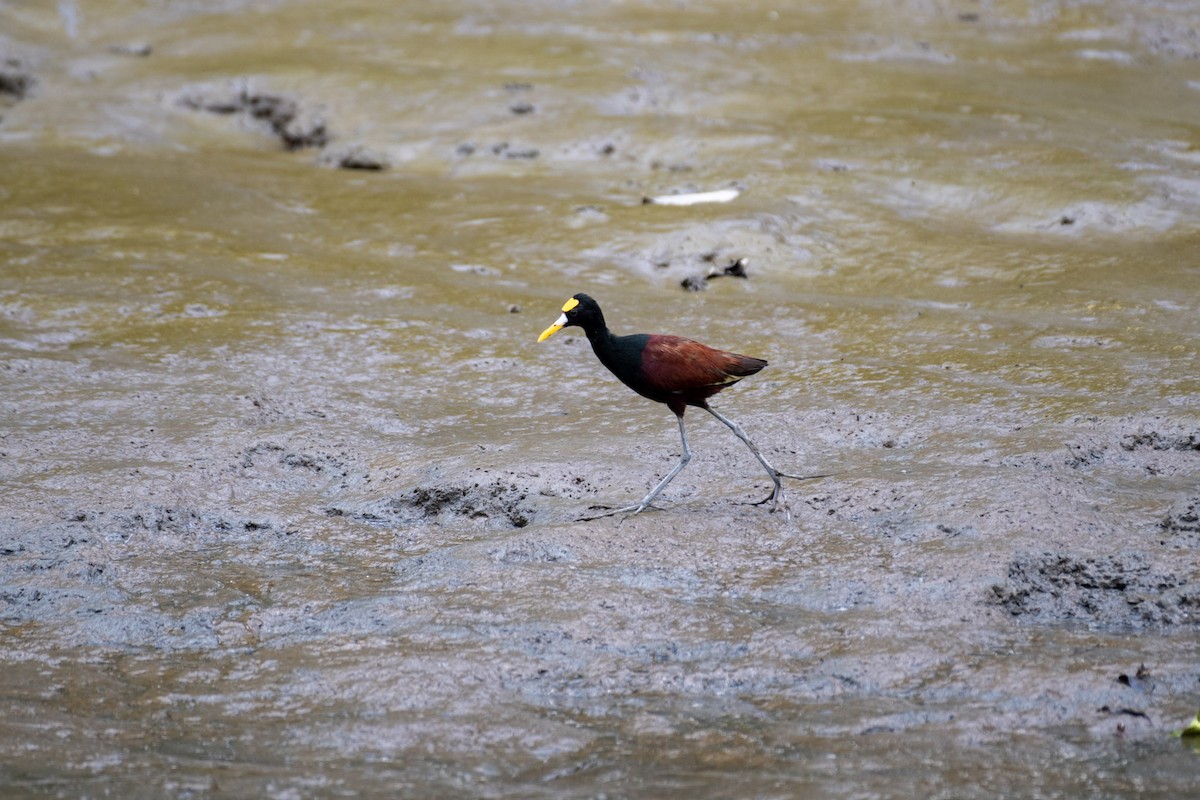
[2, 1, 1200, 797]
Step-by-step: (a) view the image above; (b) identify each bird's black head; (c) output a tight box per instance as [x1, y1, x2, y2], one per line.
[537, 293, 606, 341]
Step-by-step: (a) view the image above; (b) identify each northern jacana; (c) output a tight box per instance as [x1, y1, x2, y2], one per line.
[538, 293, 817, 517]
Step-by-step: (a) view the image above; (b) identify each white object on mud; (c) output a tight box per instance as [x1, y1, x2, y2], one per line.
[643, 188, 741, 206]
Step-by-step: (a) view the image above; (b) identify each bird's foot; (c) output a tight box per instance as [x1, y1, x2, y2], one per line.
[746, 470, 832, 521]
[746, 477, 792, 521]
[777, 470, 835, 482]
[576, 502, 659, 522]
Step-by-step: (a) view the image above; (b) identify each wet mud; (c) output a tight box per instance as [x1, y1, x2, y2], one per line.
[2, 0, 1200, 796]
[995, 552, 1199, 628]
[179, 82, 389, 169]
[3, 387, 1199, 795]
[178, 83, 330, 151]
[0, 57, 32, 104]
[345, 477, 537, 529]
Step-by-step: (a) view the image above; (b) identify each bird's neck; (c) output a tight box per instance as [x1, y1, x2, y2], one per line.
[584, 323, 616, 356]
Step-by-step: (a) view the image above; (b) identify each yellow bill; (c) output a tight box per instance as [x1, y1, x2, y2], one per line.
[538, 313, 567, 342]
[537, 297, 580, 342]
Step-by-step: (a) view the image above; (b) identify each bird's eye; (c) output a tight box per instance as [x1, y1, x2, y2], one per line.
[567, 309, 577, 317]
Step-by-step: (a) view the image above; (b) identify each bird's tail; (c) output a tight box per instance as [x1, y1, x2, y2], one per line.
[726, 354, 767, 377]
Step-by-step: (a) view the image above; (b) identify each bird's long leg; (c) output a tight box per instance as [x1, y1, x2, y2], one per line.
[702, 405, 829, 516]
[578, 415, 692, 520]
[633, 414, 693, 510]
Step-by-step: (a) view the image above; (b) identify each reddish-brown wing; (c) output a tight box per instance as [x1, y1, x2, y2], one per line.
[638, 335, 766, 400]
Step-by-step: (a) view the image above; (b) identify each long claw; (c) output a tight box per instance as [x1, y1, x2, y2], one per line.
[747, 480, 790, 521]
[576, 503, 656, 522]
[778, 471, 835, 482]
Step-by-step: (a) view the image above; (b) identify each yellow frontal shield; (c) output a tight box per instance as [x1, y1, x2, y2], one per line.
[537, 297, 580, 342]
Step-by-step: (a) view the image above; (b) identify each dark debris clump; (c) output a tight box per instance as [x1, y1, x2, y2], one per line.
[344, 480, 535, 529]
[179, 84, 328, 150]
[0, 58, 34, 102]
[681, 257, 750, 292]
[992, 550, 1198, 629]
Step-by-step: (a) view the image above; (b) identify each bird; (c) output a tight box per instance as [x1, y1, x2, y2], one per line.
[537, 293, 822, 518]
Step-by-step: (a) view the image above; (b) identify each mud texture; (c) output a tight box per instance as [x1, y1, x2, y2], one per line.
[178, 81, 390, 169]
[179, 83, 330, 150]
[342, 478, 537, 528]
[994, 552, 1199, 628]
[1162, 496, 1200, 543]
[0, 57, 32, 103]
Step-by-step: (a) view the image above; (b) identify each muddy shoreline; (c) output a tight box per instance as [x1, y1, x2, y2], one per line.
[3, 322, 1198, 796]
